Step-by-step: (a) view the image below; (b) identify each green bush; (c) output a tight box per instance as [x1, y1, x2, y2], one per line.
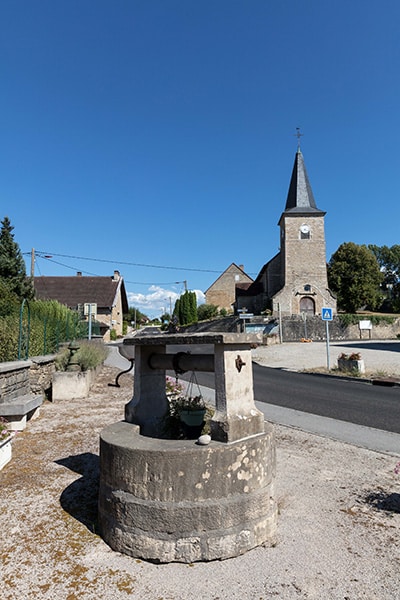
[109, 329, 117, 341]
[0, 315, 19, 362]
[338, 314, 396, 327]
[197, 303, 219, 321]
[55, 341, 108, 371]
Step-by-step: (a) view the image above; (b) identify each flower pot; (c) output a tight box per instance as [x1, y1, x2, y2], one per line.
[337, 358, 365, 374]
[0, 436, 13, 471]
[180, 409, 206, 427]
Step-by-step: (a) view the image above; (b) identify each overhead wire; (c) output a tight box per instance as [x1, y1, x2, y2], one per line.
[31, 251, 223, 273]
[31, 255, 193, 286]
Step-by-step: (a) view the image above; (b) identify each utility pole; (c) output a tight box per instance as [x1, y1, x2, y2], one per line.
[30, 248, 35, 278]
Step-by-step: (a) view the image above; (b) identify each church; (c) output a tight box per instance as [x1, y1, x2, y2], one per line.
[208, 146, 337, 317]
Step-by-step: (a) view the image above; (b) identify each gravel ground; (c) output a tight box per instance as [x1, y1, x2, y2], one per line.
[1, 349, 400, 599]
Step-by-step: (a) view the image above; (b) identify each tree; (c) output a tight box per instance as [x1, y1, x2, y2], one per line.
[173, 291, 198, 325]
[368, 244, 400, 312]
[327, 242, 383, 313]
[124, 306, 148, 328]
[0, 216, 34, 299]
[197, 303, 218, 321]
[0, 278, 19, 316]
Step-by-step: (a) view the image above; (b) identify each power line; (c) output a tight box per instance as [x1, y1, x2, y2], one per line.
[29, 251, 223, 274]
[30, 254, 205, 287]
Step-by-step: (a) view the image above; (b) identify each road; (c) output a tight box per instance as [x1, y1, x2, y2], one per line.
[177, 364, 400, 433]
[110, 341, 400, 451]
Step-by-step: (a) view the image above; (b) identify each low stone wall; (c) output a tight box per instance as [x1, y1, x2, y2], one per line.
[29, 355, 57, 400]
[0, 360, 43, 430]
[281, 316, 400, 342]
[184, 315, 400, 342]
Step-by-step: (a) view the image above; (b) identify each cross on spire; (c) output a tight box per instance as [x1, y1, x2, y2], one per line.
[294, 127, 303, 150]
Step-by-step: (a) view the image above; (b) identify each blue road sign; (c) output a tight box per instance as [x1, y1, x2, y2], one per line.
[321, 307, 333, 321]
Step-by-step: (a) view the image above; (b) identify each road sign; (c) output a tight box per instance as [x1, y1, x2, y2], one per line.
[321, 307, 333, 321]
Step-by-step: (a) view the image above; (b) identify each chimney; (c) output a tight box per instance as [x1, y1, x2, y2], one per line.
[77, 272, 82, 277]
[113, 270, 120, 281]
[239, 265, 244, 271]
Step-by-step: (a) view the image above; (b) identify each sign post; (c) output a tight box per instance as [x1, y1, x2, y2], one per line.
[321, 307, 333, 370]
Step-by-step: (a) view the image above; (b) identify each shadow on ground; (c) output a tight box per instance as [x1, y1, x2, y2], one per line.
[55, 453, 100, 533]
[333, 341, 400, 354]
[364, 490, 400, 513]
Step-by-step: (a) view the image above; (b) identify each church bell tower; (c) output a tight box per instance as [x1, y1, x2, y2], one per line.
[272, 146, 336, 317]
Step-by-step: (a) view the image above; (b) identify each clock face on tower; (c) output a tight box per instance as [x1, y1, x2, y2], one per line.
[300, 224, 310, 234]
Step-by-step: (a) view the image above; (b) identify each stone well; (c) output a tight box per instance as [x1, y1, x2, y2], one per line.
[98, 332, 277, 563]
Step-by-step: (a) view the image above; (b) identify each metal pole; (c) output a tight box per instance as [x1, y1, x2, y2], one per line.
[278, 303, 283, 343]
[325, 320, 330, 370]
[88, 304, 92, 340]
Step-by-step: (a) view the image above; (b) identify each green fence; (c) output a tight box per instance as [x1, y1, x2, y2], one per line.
[0, 299, 101, 362]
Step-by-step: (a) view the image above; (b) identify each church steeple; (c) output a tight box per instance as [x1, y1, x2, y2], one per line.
[283, 149, 325, 215]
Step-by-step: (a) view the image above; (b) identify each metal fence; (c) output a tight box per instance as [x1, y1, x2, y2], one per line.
[0, 299, 101, 362]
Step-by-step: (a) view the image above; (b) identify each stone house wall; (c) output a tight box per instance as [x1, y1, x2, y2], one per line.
[206, 264, 253, 312]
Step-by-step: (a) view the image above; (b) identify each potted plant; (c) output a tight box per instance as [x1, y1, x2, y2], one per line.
[337, 352, 365, 374]
[177, 395, 207, 427]
[0, 417, 15, 471]
[165, 375, 208, 438]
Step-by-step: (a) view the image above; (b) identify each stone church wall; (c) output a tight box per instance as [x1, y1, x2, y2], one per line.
[281, 316, 400, 342]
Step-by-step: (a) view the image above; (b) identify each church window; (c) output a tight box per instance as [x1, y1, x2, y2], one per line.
[304, 285, 311, 292]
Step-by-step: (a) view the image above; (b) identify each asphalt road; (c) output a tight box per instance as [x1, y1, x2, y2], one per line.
[111, 341, 400, 441]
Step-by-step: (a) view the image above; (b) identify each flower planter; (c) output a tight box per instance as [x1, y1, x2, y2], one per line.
[0, 435, 13, 471]
[179, 409, 206, 427]
[337, 358, 365, 374]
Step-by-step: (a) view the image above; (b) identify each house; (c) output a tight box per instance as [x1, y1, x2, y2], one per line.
[33, 270, 129, 340]
[204, 263, 253, 312]
[235, 147, 337, 317]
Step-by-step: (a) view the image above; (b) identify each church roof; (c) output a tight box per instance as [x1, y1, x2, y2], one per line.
[281, 149, 325, 217]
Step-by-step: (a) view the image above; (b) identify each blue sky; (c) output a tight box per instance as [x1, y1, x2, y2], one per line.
[2, 1, 399, 318]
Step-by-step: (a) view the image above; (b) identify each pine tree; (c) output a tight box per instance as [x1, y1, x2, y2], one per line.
[0, 216, 34, 299]
[189, 290, 197, 323]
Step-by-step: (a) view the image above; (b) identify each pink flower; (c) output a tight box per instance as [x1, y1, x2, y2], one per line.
[394, 462, 400, 475]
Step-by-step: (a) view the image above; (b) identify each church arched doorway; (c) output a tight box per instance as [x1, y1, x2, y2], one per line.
[299, 296, 315, 315]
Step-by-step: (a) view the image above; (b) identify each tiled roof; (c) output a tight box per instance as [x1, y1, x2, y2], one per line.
[33, 275, 128, 312]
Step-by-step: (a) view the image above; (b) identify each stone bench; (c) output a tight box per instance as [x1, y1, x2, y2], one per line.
[0, 393, 42, 430]
[0, 360, 43, 430]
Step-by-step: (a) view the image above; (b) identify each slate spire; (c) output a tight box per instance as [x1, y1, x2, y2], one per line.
[283, 149, 324, 215]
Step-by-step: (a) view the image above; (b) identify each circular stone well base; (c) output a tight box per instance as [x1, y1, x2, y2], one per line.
[98, 421, 277, 563]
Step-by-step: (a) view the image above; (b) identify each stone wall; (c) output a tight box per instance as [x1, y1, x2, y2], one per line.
[29, 355, 56, 400]
[184, 315, 400, 342]
[281, 316, 400, 342]
[0, 361, 31, 401]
